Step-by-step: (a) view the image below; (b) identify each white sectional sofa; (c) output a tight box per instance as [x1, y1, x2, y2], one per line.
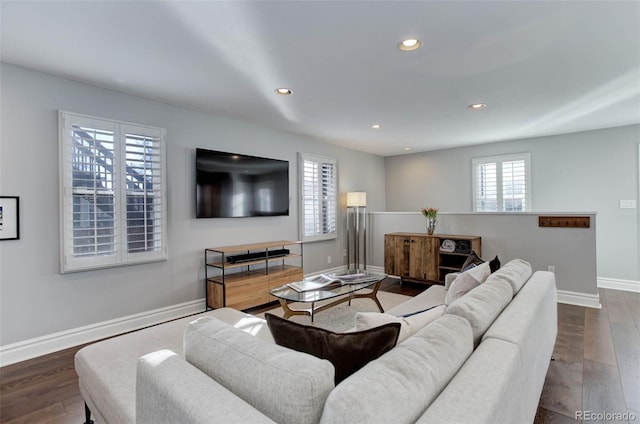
[75, 259, 557, 424]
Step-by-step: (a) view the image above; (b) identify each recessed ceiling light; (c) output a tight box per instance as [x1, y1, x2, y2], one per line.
[275, 88, 293, 95]
[468, 103, 487, 110]
[398, 38, 422, 51]
[403, 147, 411, 151]
[372, 124, 382, 129]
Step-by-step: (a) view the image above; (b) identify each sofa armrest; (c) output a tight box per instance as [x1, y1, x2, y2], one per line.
[136, 350, 276, 424]
[444, 272, 459, 289]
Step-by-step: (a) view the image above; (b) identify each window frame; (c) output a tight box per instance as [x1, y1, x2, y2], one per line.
[472, 153, 531, 212]
[298, 152, 338, 243]
[58, 111, 168, 273]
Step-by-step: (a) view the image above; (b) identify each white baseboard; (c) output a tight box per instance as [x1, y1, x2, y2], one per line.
[598, 277, 640, 293]
[363, 265, 385, 274]
[557, 289, 602, 309]
[0, 299, 205, 367]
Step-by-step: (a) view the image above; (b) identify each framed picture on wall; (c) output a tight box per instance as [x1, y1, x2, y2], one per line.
[0, 196, 20, 240]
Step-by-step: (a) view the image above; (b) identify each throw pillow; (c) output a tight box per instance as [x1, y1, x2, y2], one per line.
[355, 305, 445, 344]
[489, 255, 501, 273]
[461, 250, 484, 271]
[445, 261, 491, 305]
[265, 313, 400, 384]
[461, 251, 501, 273]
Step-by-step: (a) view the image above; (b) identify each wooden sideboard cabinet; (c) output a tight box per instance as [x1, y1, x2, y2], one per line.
[205, 240, 303, 310]
[384, 233, 481, 284]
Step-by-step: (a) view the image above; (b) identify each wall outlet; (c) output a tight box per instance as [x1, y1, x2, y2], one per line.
[547, 265, 555, 273]
[327, 256, 332, 264]
[343, 249, 347, 257]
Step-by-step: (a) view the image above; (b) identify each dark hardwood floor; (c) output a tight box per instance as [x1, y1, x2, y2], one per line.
[535, 288, 640, 424]
[1, 281, 638, 423]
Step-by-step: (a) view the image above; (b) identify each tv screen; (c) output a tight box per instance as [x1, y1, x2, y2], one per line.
[196, 148, 289, 218]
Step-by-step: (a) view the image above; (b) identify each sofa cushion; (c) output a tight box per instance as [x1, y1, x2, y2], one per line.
[386, 284, 447, 317]
[354, 305, 445, 343]
[266, 313, 400, 384]
[485, 258, 532, 294]
[445, 279, 513, 346]
[319, 314, 473, 424]
[184, 316, 334, 424]
[444, 261, 491, 306]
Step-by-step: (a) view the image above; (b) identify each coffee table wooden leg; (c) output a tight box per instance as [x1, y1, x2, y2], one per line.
[276, 279, 385, 322]
[278, 299, 311, 320]
[349, 280, 385, 313]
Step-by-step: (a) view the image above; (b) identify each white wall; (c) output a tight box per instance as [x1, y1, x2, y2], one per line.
[0, 63, 385, 347]
[384, 125, 640, 283]
[368, 212, 599, 301]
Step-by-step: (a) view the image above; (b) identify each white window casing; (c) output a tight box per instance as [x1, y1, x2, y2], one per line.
[298, 153, 337, 242]
[59, 111, 168, 273]
[472, 153, 531, 212]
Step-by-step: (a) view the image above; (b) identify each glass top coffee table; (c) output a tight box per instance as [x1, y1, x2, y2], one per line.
[269, 270, 387, 322]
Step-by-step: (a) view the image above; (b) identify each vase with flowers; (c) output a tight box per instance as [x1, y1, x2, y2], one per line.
[421, 207, 438, 235]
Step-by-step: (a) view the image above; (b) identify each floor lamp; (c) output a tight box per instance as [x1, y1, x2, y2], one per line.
[346, 192, 367, 271]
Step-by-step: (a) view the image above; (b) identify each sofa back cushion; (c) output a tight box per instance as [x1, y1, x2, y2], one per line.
[445, 279, 513, 346]
[415, 338, 522, 424]
[482, 271, 558, 423]
[485, 258, 532, 295]
[184, 316, 334, 424]
[319, 314, 473, 424]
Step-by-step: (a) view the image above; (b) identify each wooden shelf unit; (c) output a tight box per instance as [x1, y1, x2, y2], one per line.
[436, 236, 482, 282]
[205, 240, 303, 311]
[384, 233, 481, 284]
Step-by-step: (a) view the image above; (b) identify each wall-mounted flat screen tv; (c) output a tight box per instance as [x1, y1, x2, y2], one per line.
[196, 148, 289, 218]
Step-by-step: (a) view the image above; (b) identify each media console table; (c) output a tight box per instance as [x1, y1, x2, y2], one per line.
[205, 240, 303, 310]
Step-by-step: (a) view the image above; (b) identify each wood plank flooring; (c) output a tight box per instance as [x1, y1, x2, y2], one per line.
[0, 281, 638, 423]
[535, 288, 640, 424]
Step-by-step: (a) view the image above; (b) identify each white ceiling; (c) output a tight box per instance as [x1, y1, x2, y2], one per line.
[2, 1, 639, 156]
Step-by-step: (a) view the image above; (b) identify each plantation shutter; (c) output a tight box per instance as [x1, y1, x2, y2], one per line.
[472, 153, 530, 212]
[121, 125, 165, 260]
[474, 162, 497, 212]
[60, 112, 167, 273]
[321, 161, 337, 234]
[502, 159, 527, 211]
[302, 159, 319, 236]
[299, 153, 337, 242]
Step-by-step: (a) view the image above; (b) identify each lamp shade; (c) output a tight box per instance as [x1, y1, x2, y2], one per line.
[347, 192, 367, 207]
